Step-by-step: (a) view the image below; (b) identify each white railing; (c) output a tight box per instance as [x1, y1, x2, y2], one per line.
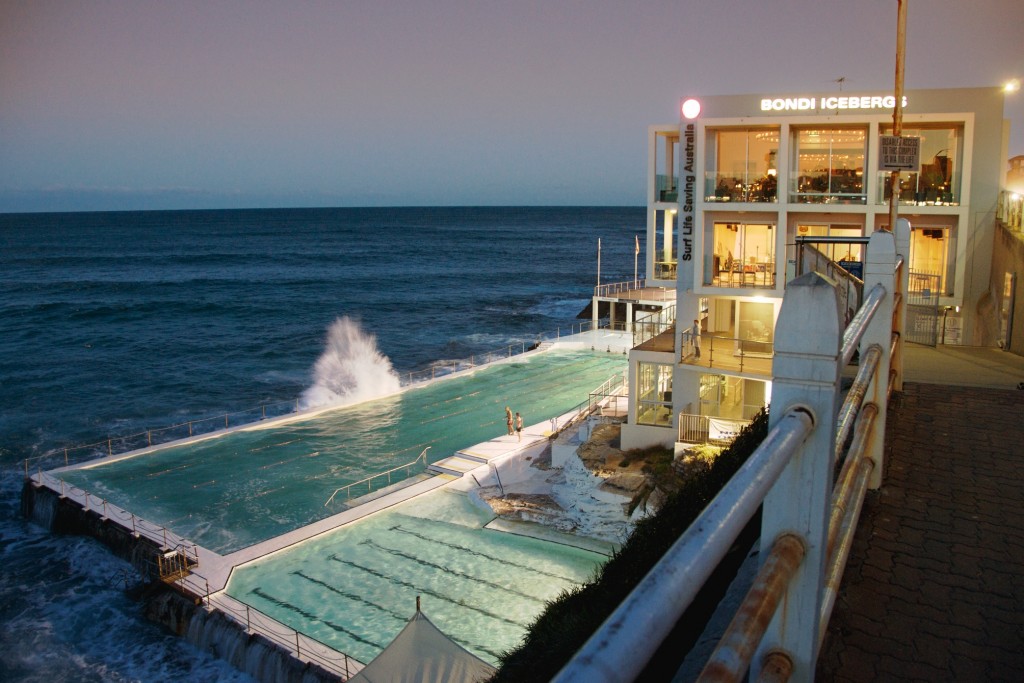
[20, 321, 613, 478]
[324, 447, 431, 506]
[677, 413, 752, 445]
[633, 304, 676, 347]
[554, 221, 910, 683]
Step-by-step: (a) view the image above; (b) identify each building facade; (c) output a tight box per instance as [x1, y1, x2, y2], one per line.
[622, 87, 1009, 449]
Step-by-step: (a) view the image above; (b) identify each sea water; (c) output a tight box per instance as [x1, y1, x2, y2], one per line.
[0, 207, 641, 681]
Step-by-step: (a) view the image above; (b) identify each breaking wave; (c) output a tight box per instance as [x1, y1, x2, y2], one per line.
[299, 317, 401, 410]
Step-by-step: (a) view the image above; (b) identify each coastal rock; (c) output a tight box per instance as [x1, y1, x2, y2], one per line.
[600, 472, 649, 495]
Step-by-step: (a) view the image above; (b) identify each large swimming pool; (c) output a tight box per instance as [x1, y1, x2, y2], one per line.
[59, 350, 626, 552]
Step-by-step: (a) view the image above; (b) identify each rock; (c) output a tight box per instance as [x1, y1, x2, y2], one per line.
[600, 472, 649, 495]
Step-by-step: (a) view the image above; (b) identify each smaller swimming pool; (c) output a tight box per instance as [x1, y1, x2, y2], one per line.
[225, 488, 608, 666]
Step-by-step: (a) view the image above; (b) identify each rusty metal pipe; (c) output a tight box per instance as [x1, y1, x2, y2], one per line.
[834, 345, 882, 462]
[698, 534, 806, 683]
[829, 403, 878, 557]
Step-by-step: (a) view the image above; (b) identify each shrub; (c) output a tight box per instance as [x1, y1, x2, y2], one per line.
[490, 408, 769, 681]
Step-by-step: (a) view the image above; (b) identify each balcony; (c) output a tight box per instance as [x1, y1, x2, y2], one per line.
[681, 333, 773, 376]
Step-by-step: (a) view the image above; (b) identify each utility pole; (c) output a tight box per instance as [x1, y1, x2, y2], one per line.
[888, 0, 908, 231]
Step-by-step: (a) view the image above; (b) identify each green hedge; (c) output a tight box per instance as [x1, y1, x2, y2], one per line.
[490, 407, 770, 681]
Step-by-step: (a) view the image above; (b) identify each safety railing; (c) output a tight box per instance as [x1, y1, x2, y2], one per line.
[20, 320, 622, 479]
[392, 320, 610, 385]
[594, 278, 676, 300]
[27, 468, 200, 562]
[324, 447, 431, 507]
[633, 304, 676, 347]
[681, 333, 774, 375]
[554, 221, 909, 683]
[21, 398, 303, 477]
[677, 413, 752, 445]
[202, 592, 360, 680]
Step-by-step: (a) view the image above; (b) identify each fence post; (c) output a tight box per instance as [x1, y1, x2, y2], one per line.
[753, 271, 842, 681]
[890, 218, 911, 393]
[861, 229, 898, 488]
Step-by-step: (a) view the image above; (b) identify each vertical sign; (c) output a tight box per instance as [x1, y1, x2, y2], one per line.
[678, 121, 696, 290]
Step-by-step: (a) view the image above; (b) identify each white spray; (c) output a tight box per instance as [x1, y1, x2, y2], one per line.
[299, 317, 401, 410]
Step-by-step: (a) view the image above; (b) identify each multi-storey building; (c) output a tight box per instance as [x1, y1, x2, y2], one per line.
[619, 87, 1009, 449]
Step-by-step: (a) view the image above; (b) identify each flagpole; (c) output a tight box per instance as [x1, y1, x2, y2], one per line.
[634, 235, 639, 289]
[597, 238, 601, 289]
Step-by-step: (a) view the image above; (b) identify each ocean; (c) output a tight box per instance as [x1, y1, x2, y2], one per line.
[0, 206, 642, 681]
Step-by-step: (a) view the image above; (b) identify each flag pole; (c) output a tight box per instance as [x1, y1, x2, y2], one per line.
[634, 235, 639, 289]
[597, 238, 601, 289]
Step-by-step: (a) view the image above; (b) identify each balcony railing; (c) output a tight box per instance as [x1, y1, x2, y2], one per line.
[681, 332, 774, 376]
[678, 413, 752, 445]
[555, 222, 909, 683]
[633, 305, 675, 348]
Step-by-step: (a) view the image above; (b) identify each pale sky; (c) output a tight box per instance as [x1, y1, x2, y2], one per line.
[2, 0, 1022, 212]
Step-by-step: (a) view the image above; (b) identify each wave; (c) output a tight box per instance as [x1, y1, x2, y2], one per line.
[299, 317, 401, 410]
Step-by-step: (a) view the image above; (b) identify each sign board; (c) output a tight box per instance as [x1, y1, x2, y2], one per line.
[879, 135, 920, 171]
[838, 260, 863, 279]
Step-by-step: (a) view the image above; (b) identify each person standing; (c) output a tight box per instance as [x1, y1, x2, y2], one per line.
[515, 412, 523, 441]
[505, 406, 513, 435]
[692, 319, 701, 359]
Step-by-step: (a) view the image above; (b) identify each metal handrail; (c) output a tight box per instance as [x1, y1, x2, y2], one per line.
[323, 447, 431, 507]
[557, 226, 908, 682]
[552, 408, 815, 683]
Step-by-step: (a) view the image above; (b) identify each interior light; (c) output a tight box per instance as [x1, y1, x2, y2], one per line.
[681, 98, 701, 119]
[1004, 79, 1021, 94]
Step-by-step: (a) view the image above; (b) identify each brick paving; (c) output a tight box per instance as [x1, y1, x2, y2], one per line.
[817, 383, 1024, 681]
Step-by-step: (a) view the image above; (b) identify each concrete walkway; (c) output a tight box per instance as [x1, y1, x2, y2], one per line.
[817, 345, 1024, 681]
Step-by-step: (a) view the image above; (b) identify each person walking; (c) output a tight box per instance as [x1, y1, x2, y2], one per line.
[515, 412, 523, 441]
[692, 319, 701, 359]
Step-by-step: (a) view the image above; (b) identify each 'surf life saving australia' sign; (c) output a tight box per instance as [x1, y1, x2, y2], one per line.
[760, 95, 909, 112]
[681, 122, 695, 264]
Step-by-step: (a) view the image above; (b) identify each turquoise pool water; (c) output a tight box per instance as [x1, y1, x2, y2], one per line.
[59, 350, 626, 552]
[225, 488, 607, 666]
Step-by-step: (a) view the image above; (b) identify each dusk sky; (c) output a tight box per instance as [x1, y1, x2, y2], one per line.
[2, 0, 1022, 212]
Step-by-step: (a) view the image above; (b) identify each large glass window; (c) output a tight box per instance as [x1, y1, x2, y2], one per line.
[705, 128, 779, 203]
[654, 209, 677, 281]
[909, 227, 953, 296]
[655, 131, 680, 202]
[707, 222, 776, 288]
[878, 124, 962, 205]
[795, 224, 864, 263]
[699, 374, 768, 421]
[636, 362, 673, 427]
[790, 127, 867, 204]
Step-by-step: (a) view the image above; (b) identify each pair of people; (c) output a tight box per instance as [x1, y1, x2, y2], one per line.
[505, 406, 524, 441]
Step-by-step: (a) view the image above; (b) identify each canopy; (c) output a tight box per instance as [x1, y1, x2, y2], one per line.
[349, 609, 497, 683]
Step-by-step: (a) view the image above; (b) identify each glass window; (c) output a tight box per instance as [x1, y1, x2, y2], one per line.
[878, 124, 962, 205]
[654, 209, 677, 281]
[790, 127, 867, 204]
[705, 128, 779, 203]
[655, 131, 680, 202]
[908, 227, 953, 296]
[795, 224, 864, 262]
[707, 222, 776, 288]
[636, 362, 673, 427]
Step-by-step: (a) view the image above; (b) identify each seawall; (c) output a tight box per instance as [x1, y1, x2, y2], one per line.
[20, 481, 340, 683]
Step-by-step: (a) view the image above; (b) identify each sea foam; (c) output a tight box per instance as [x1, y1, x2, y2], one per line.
[299, 317, 401, 410]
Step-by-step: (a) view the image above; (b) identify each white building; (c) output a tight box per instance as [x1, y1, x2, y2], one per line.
[618, 87, 1010, 450]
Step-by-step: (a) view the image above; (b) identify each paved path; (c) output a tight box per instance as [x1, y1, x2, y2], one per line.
[817, 381, 1024, 681]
